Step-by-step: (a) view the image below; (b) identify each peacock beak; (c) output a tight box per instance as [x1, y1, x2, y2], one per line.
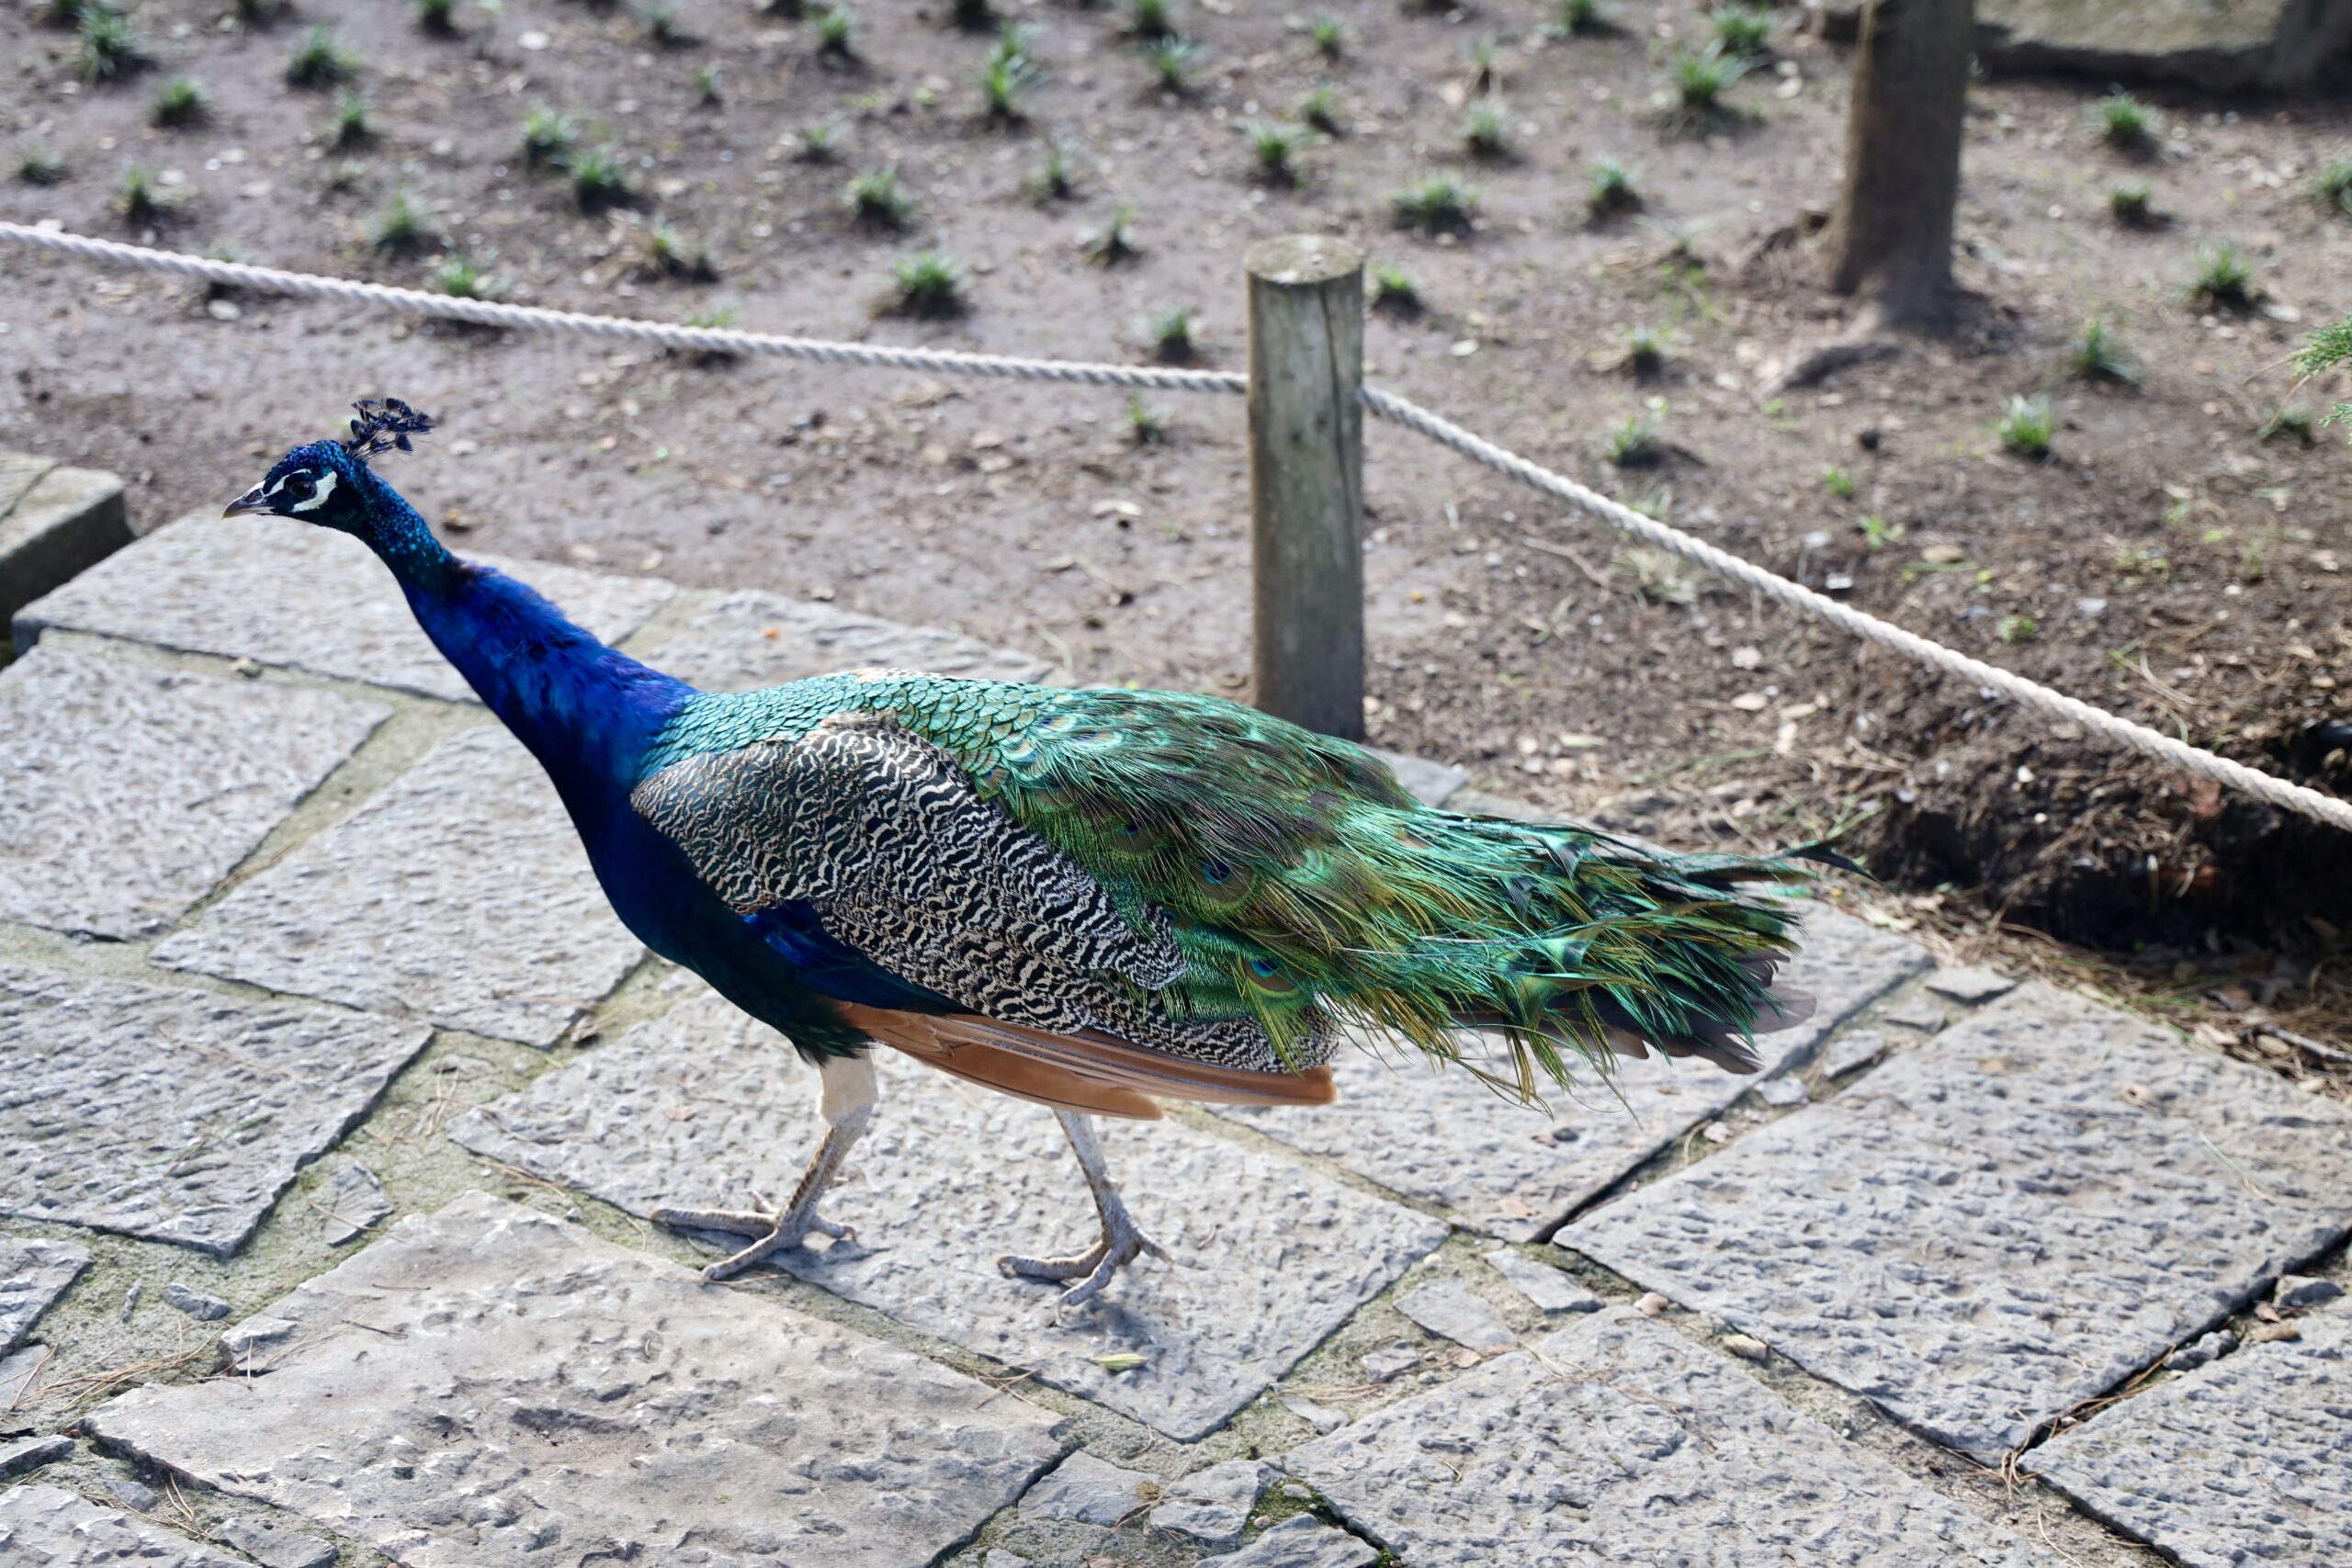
[223, 486, 270, 518]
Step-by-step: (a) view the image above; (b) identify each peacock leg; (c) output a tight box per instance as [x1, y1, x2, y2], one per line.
[998, 1111, 1169, 1310]
[652, 1053, 876, 1282]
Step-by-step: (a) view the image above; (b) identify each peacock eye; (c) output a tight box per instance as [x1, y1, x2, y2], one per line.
[284, 473, 316, 499]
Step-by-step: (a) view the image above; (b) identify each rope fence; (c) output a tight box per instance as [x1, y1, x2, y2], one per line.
[6, 219, 2347, 836]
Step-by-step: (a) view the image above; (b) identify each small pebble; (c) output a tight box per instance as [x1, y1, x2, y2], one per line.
[162, 1282, 231, 1322]
[2275, 1275, 2344, 1309]
[2164, 1329, 2235, 1371]
[1722, 1334, 1769, 1361]
[1636, 1292, 1671, 1318]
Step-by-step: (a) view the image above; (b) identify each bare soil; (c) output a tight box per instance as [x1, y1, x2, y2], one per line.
[4, 0, 2349, 1041]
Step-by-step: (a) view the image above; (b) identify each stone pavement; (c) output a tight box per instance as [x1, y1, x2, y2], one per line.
[2, 508, 2348, 1567]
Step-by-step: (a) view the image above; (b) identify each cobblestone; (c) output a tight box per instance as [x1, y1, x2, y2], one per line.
[85, 1191, 1067, 1568]
[0, 1483, 249, 1568]
[0, 646, 388, 939]
[449, 987, 1449, 1439]
[1567, 984, 2352, 1459]
[0, 962, 429, 1255]
[646, 589, 1052, 691]
[154, 726, 644, 1045]
[0, 1237, 88, 1352]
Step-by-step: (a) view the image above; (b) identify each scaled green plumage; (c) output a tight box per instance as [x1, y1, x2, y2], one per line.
[642, 672, 1814, 1101]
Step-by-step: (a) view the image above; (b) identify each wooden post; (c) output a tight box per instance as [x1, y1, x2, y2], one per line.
[1247, 234, 1365, 740]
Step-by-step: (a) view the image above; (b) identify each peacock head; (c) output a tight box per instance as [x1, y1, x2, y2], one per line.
[224, 398, 435, 540]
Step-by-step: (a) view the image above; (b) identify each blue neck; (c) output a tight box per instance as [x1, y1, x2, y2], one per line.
[357, 476, 691, 795]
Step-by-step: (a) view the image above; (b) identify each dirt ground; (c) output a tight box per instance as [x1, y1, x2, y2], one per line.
[4, 0, 2349, 1045]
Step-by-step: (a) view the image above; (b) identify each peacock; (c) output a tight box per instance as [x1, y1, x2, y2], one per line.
[224, 399, 1819, 1308]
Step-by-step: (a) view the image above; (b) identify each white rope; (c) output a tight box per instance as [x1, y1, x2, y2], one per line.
[8, 220, 2346, 834]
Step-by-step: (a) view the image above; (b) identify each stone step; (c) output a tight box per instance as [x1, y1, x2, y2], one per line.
[0, 451, 130, 632]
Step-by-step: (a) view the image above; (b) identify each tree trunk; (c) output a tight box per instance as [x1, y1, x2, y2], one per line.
[1826, 0, 1975, 332]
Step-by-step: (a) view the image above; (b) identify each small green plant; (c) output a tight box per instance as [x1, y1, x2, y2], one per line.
[116, 163, 170, 223]
[2257, 406, 2315, 445]
[816, 6, 855, 60]
[1615, 546, 1700, 605]
[523, 109, 580, 169]
[370, 185, 434, 251]
[949, 0, 994, 30]
[2068, 316, 2137, 385]
[1623, 323, 1667, 375]
[1142, 35, 1205, 94]
[2290, 313, 2352, 439]
[1468, 37, 1499, 93]
[17, 149, 66, 186]
[694, 62, 722, 104]
[331, 90, 373, 149]
[846, 166, 912, 229]
[1996, 393, 2054, 458]
[76, 5, 147, 83]
[1147, 304, 1198, 364]
[429, 250, 503, 299]
[889, 250, 967, 318]
[1587, 159, 1639, 218]
[1245, 121, 1315, 185]
[39, 0, 85, 25]
[152, 76, 209, 129]
[1030, 141, 1077, 200]
[1127, 396, 1168, 444]
[2109, 182, 2153, 226]
[2188, 243, 2256, 311]
[1299, 84, 1342, 136]
[1392, 174, 1477, 235]
[1858, 513, 1904, 550]
[2314, 158, 2352, 220]
[1668, 46, 1748, 130]
[1550, 0, 1603, 36]
[1996, 615, 2039, 646]
[2095, 89, 2154, 152]
[417, 0, 458, 34]
[1081, 202, 1139, 264]
[1606, 412, 1661, 467]
[682, 304, 740, 330]
[569, 146, 633, 210]
[1823, 464, 1855, 500]
[639, 4, 684, 46]
[1708, 5, 1772, 57]
[978, 40, 1039, 124]
[796, 120, 839, 162]
[1464, 98, 1510, 160]
[286, 25, 356, 87]
[1371, 264, 1421, 314]
[1309, 14, 1344, 58]
[636, 220, 716, 280]
[1126, 0, 1174, 40]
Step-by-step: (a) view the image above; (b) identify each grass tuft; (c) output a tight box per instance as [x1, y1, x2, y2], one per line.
[2257, 406, 2315, 446]
[1127, 0, 1174, 40]
[1244, 121, 1316, 185]
[1031, 141, 1078, 200]
[2315, 158, 2352, 220]
[2108, 182, 2153, 227]
[286, 25, 357, 88]
[1605, 412, 1662, 467]
[1298, 84, 1343, 136]
[636, 220, 717, 281]
[116, 163, 172, 223]
[1081, 201, 1139, 264]
[1147, 304, 1198, 364]
[949, 0, 994, 30]
[1996, 393, 2054, 458]
[1392, 174, 1477, 235]
[1371, 264, 1420, 314]
[888, 251, 967, 317]
[795, 120, 840, 162]
[694, 62, 722, 104]
[331, 90, 374, 149]
[2095, 89, 2154, 152]
[1666, 46, 1748, 130]
[2188, 243, 2256, 312]
[639, 4, 688, 47]
[1127, 395, 1168, 444]
[417, 0, 458, 35]
[569, 145, 634, 210]
[1623, 323, 1667, 376]
[978, 29, 1040, 123]
[846, 166, 913, 229]
[1310, 14, 1344, 58]
[2068, 316, 2137, 385]
[1464, 98, 1510, 160]
[1823, 464, 1854, 500]
[370, 185, 435, 251]
[17, 148, 67, 186]
[1587, 159, 1640, 218]
[1708, 5, 1772, 56]
[76, 5, 148, 84]
[523, 109, 581, 169]
[152, 75, 209, 129]
[430, 250, 503, 299]
[1142, 34, 1206, 94]
[816, 6, 856, 61]
[1550, 0, 1604, 37]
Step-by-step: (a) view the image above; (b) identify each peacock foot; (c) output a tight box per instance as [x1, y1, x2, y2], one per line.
[998, 1200, 1169, 1313]
[651, 1197, 855, 1282]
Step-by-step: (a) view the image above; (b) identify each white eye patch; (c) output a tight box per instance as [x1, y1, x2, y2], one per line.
[286, 470, 337, 514]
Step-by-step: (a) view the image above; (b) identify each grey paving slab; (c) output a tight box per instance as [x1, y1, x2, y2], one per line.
[0, 1433, 74, 1481]
[1218, 909, 1929, 1239]
[2036, 1295, 2352, 1568]
[154, 726, 644, 1045]
[15, 514, 674, 702]
[0, 1237, 89, 1352]
[0, 961, 430, 1256]
[645, 588, 1052, 691]
[210, 1517, 338, 1568]
[1197, 1517, 1377, 1568]
[1019, 1450, 1158, 1526]
[448, 987, 1451, 1439]
[1478, 1245, 1600, 1315]
[1393, 1277, 1513, 1350]
[1926, 965, 2016, 1004]
[1286, 1305, 2032, 1567]
[85, 1191, 1066, 1568]
[1364, 748, 1465, 808]
[0, 646, 390, 939]
[316, 1162, 390, 1246]
[1567, 983, 2352, 1460]
[0, 1346, 48, 1406]
[0, 458, 130, 626]
[1149, 1459, 1272, 1547]
[1819, 1025, 1892, 1078]
[0, 1483, 250, 1568]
